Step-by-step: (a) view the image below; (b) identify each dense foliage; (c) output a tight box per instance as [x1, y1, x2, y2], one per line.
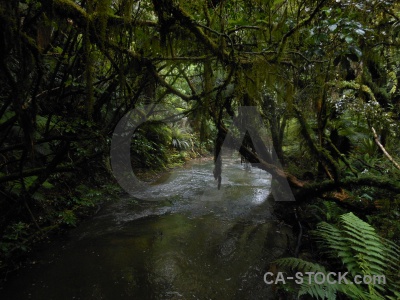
[1, 0, 400, 297]
[276, 213, 400, 299]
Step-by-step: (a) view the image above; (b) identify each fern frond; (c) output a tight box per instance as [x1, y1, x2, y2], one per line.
[275, 258, 335, 300]
[279, 213, 400, 299]
[275, 257, 326, 273]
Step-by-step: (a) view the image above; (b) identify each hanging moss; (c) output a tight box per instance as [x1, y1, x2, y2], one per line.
[294, 106, 341, 183]
[95, 0, 111, 47]
[37, 13, 53, 52]
[84, 1, 94, 120]
[52, 0, 88, 26]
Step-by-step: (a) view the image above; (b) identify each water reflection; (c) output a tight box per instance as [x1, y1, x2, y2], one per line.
[0, 155, 292, 300]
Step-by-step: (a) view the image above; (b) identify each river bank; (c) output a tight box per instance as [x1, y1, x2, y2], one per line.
[0, 148, 210, 281]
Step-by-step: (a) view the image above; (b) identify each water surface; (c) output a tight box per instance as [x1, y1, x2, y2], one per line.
[1, 155, 292, 299]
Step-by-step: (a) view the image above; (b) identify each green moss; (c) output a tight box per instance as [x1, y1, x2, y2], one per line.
[54, 0, 88, 24]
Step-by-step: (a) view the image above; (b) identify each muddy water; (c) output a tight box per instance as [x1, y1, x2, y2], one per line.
[0, 155, 292, 299]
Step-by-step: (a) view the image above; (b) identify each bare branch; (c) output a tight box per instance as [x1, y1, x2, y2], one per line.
[372, 127, 400, 170]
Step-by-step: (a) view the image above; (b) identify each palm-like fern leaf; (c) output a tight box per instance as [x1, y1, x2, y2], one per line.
[274, 213, 400, 299]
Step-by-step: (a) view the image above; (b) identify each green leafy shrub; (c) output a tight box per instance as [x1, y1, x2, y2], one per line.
[171, 126, 191, 151]
[308, 200, 345, 223]
[275, 213, 400, 299]
[0, 222, 30, 258]
[131, 121, 172, 169]
[59, 210, 77, 227]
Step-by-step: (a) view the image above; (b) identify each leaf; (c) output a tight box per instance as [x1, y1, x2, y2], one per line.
[228, 19, 248, 26]
[345, 36, 354, 43]
[42, 180, 54, 189]
[390, 85, 397, 94]
[0, 111, 15, 125]
[256, 19, 269, 25]
[328, 24, 338, 32]
[278, 213, 400, 298]
[60, 210, 77, 226]
[355, 29, 365, 35]
[54, 46, 63, 54]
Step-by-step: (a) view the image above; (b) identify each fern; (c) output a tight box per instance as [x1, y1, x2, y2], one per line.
[274, 213, 400, 299]
[274, 258, 336, 299]
[317, 213, 400, 278]
[275, 257, 328, 273]
[275, 257, 367, 300]
[309, 201, 344, 223]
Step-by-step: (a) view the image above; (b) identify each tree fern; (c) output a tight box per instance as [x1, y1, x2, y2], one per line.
[275, 213, 400, 299]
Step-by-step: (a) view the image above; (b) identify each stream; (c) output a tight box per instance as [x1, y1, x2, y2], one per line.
[0, 154, 292, 300]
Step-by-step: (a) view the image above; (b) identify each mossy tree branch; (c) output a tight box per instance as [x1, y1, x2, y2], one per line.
[294, 106, 341, 183]
[44, 0, 157, 29]
[297, 176, 400, 201]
